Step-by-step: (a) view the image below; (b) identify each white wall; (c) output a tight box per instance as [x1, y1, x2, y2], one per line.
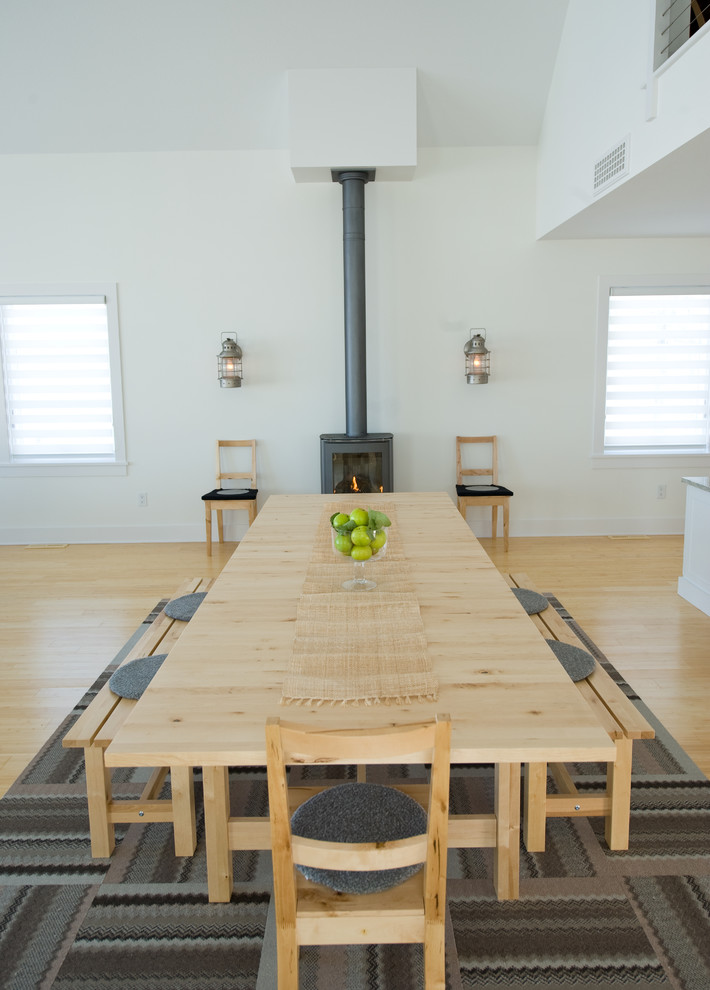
[1, 146, 708, 543]
[537, 0, 710, 237]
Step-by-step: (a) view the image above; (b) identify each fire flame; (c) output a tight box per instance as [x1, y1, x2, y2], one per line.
[351, 475, 360, 492]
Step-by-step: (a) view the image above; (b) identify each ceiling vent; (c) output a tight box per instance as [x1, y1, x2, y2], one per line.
[593, 136, 630, 196]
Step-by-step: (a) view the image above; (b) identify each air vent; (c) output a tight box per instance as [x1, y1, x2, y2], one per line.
[593, 137, 630, 195]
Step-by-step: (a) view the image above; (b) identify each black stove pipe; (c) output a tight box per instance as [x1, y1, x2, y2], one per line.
[336, 170, 371, 438]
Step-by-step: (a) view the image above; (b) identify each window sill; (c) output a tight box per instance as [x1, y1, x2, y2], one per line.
[0, 461, 128, 478]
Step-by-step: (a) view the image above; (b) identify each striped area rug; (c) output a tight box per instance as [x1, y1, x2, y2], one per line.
[1, 598, 709, 989]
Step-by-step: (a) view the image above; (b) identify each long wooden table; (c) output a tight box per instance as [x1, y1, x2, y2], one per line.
[105, 492, 615, 901]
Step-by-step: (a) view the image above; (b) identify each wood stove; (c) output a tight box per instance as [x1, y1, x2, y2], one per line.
[320, 169, 394, 493]
[320, 432, 393, 495]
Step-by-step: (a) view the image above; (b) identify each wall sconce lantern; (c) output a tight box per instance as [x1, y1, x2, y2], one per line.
[464, 329, 490, 384]
[217, 334, 243, 388]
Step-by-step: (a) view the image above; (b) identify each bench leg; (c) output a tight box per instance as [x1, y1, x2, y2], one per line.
[605, 736, 633, 850]
[84, 746, 115, 858]
[170, 765, 197, 856]
[524, 762, 548, 852]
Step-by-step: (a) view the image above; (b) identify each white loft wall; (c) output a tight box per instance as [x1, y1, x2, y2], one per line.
[1, 146, 708, 544]
[537, 0, 710, 237]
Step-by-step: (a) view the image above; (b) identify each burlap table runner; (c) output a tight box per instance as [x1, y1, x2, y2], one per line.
[281, 504, 438, 706]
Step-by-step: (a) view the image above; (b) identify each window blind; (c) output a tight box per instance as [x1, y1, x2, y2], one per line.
[0, 300, 117, 460]
[604, 289, 710, 452]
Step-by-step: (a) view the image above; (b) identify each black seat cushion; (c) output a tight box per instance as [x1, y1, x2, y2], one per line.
[511, 587, 549, 615]
[164, 592, 207, 621]
[201, 488, 257, 501]
[545, 639, 597, 682]
[290, 782, 427, 894]
[109, 654, 167, 699]
[456, 483, 514, 497]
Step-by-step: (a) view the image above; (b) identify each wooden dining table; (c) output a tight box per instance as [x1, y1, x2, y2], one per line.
[105, 492, 615, 902]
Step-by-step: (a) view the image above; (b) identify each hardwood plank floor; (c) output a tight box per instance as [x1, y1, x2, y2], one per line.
[0, 534, 707, 796]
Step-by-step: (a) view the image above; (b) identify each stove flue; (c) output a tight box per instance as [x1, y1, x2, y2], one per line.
[320, 169, 393, 494]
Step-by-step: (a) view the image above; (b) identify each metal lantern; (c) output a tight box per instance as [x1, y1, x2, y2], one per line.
[217, 335, 243, 388]
[464, 330, 490, 384]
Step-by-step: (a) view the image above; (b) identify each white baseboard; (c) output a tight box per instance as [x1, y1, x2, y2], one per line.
[1, 516, 683, 546]
[677, 576, 710, 617]
[0, 522, 246, 545]
[462, 516, 684, 538]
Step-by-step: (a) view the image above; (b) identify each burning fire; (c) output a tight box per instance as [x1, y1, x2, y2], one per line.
[333, 472, 381, 495]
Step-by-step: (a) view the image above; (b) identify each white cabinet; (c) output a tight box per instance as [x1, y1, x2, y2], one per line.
[678, 477, 710, 617]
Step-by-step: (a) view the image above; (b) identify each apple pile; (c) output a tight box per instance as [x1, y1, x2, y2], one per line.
[330, 507, 392, 561]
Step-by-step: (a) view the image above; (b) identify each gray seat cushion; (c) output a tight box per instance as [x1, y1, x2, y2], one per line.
[512, 587, 549, 615]
[545, 638, 596, 682]
[290, 782, 427, 894]
[109, 654, 167, 699]
[164, 592, 206, 621]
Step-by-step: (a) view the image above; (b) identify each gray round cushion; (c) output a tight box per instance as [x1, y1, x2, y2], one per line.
[290, 782, 427, 894]
[512, 587, 549, 615]
[164, 592, 206, 621]
[545, 639, 596, 682]
[108, 654, 167, 699]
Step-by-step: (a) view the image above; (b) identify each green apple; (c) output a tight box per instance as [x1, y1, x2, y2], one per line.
[350, 526, 372, 547]
[370, 530, 387, 553]
[333, 534, 353, 555]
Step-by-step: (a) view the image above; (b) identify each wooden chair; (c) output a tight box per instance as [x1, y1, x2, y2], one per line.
[201, 439, 258, 555]
[455, 435, 514, 551]
[265, 715, 451, 990]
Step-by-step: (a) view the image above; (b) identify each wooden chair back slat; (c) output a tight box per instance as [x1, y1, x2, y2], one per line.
[456, 435, 499, 484]
[216, 439, 257, 489]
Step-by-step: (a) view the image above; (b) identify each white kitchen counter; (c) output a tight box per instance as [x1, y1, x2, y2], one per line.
[678, 476, 710, 617]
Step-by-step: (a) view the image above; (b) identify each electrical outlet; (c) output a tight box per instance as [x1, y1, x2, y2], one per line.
[656, 484, 666, 500]
[137, 492, 148, 507]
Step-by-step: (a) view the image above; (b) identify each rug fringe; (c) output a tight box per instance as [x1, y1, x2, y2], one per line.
[280, 692, 438, 707]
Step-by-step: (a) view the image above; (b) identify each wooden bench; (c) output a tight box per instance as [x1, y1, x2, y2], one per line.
[63, 577, 213, 858]
[505, 572, 654, 851]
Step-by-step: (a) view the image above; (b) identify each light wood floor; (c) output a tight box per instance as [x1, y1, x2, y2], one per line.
[0, 535, 708, 796]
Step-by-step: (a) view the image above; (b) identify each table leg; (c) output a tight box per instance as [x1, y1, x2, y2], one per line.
[170, 765, 197, 857]
[203, 766, 233, 902]
[493, 762, 521, 900]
